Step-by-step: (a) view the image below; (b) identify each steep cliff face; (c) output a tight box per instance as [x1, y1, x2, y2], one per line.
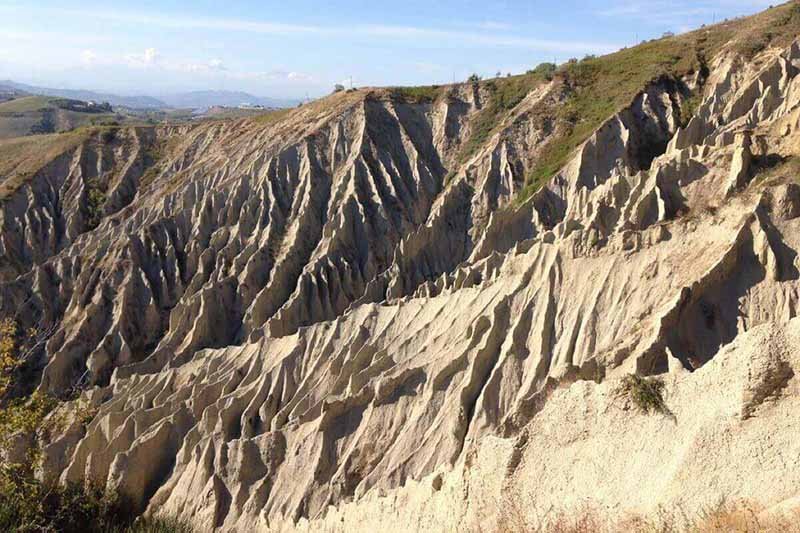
[3, 5, 800, 532]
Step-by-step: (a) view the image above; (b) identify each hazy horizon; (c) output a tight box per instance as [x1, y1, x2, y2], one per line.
[0, 0, 774, 99]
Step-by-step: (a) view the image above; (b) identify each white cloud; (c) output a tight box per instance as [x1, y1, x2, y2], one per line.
[32, 8, 322, 36]
[25, 7, 620, 55]
[477, 21, 512, 31]
[413, 61, 445, 74]
[287, 72, 313, 82]
[180, 58, 228, 72]
[0, 28, 111, 45]
[126, 47, 159, 66]
[597, 0, 774, 27]
[144, 48, 158, 64]
[358, 24, 618, 54]
[80, 49, 97, 65]
[226, 70, 316, 84]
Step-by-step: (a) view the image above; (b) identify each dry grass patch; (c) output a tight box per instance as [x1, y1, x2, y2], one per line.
[251, 107, 294, 126]
[0, 130, 89, 200]
[491, 495, 800, 533]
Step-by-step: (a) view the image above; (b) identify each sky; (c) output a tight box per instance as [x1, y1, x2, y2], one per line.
[0, 0, 775, 99]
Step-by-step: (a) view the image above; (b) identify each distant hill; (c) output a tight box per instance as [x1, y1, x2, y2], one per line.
[0, 81, 300, 111]
[0, 81, 166, 109]
[0, 95, 120, 139]
[0, 86, 28, 104]
[0, 93, 289, 140]
[159, 90, 300, 110]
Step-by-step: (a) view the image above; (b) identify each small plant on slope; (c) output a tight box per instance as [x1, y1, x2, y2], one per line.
[85, 178, 106, 229]
[615, 374, 670, 415]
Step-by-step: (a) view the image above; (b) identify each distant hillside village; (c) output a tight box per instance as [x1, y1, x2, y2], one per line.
[57, 99, 113, 113]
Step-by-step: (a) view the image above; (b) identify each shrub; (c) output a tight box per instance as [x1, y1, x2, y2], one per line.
[0, 318, 19, 400]
[101, 126, 119, 143]
[528, 62, 557, 80]
[0, 473, 194, 533]
[85, 179, 106, 229]
[0, 318, 191, 533]
[615, 374, 669, 414]
[0, 319, 52, 402]
[0, 392, 57, 458]
[0, 319, 59, 486]
[390, 85, 442, 104]
[467, 73, 482, 84]
[452, 70, 552, 165]
[0, 474, 122, 533]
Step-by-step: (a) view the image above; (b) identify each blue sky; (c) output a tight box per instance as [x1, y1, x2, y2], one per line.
[0, 0, 774, 98]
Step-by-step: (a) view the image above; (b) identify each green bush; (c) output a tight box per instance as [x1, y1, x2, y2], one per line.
[0, 318, 20, 399]
[615, 374, 669, 415]
[0, 474, 124, 533]
[455, 72, 550, 164]
[390, 85, 442, 104]
[100, 127, 119, 144]
[528, 62, 557, 80]
[0, 319, 190, 532]
[85, 179, 106, 229]
[0, 473, 193, 533]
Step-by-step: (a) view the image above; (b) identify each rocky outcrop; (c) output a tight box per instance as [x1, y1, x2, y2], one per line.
[3, 26, 800, 533]
[289, 317, 800, 532]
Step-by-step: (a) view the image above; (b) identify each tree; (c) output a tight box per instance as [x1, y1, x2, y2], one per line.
[333, 84, 345, 93]
[0, 319, 18, 401]
[528, 62, 557, 80]
[467, 73, 481, 84]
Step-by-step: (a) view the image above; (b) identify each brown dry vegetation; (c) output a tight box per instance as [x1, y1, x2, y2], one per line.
[491, 491, 800, 533]
[0, 130, 89, 200]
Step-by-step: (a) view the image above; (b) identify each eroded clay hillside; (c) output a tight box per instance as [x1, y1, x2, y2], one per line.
[2, 3, 800, 532]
